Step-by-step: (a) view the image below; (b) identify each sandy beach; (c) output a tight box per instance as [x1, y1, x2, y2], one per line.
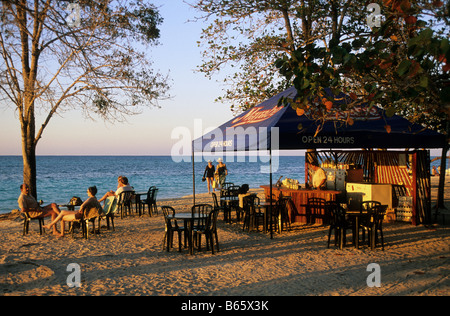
[1, 177, 449, 297]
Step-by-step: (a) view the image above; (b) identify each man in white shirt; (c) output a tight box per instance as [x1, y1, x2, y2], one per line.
[310, 163, 327, 190]
[99, 175, 134, 202]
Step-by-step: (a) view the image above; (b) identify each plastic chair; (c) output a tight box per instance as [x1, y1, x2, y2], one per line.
[359, 204, 387, 250]
[307, 197, 327, 224]
[191, 204, 213, 251]
[327, 202, 352, 249]
[118, 191, 134, 219]
[161, 206, 187, 252]
[361, 201, 382, 212]
[220, 182, 234, 197]
[141, 186, 159, 217]
[193, 209, 220, 254]
[212, 192, 228, 222]
[21, 210, 45, 236]
[226, 186, 242, 221]
[70, 203, 104, 239]
[242, 194, 264, 232]
[102, 196, 117, 231]
[272, 196, 291, 233]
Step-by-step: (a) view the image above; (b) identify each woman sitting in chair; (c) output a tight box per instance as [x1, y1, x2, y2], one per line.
[98, 175, 133, 202]
[43, 186, 102, 237]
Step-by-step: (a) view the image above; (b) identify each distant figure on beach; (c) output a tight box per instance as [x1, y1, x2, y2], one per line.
[18, 184, 62, 235]
[310, 163, 327, 190]
[204, 160, 216, 193]
[432, 166, 439, 176]
[43, 186, 103, 237]
[98, 175, 133, 202]
[215, 158, 228, 189]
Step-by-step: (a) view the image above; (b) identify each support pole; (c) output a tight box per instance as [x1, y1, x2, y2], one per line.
[270, 147, 273, 239]
[192, 142, 196, 206]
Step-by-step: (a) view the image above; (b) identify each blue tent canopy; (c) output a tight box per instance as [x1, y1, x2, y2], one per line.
[193, 86, 446, 152]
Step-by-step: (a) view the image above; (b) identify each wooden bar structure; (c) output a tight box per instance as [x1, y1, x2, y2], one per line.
[308, 149, 431, 226]
[260, 185, 342, 225]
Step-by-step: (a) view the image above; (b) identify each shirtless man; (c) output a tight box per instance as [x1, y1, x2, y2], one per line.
[18, 184, 61, 235]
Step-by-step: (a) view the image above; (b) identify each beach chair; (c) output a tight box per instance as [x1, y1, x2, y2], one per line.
[118, 191, 134, 219]
[193, 209, 219, 254]
[102, 196, 117, 231]
[327, 202, 352, 249]
[212, 192, 228, 222]
[191, 204, 213, 251]
[141, 186, 159, 217]
[21, 209, 45, 236]
[69, 203, 104, 239]
[161, 206, 187, 252]
[359, 204, 387, 250]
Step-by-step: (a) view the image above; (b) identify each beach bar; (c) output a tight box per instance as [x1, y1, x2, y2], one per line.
[193, 87, 446, 233]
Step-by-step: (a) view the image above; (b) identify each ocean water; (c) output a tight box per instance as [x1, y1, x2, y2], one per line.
[0, 155, 306, 214]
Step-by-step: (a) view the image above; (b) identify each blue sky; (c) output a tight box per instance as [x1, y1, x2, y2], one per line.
[0, 0, 233, 156]
[0, 1, 443, 157]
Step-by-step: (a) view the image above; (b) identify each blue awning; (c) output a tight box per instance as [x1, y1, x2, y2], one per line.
[193, 86, 446, 152]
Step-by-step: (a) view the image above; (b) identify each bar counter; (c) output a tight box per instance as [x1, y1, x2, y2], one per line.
[260, 185, 342, 224]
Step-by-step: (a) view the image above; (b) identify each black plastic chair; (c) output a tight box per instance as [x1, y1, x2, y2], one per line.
[272, 196, 291, 233]
[21, 210, 45, 236]
[191, 204, 213, 251]
[212, 192, 229, 222]
[220, 182, 234, 197]
[161, 206, 187, 252]
[193, 209, 220, 254]
[327, 202, 352, 249]
[227, 186, 242, 221]
[307, 197, 327, 224]
[141, 186, 159, 217]
[118, 191, 134, 219]
[361, 200, 382, 212]
[359, 204, 387, 250]
[242, 194, 264, 232]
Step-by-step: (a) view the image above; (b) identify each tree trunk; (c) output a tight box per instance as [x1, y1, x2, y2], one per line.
[21, 109, 37, 200]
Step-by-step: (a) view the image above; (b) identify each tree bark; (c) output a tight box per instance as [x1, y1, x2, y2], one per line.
[21, 108, 38, 199]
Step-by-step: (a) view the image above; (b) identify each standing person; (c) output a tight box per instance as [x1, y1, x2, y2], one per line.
[43, 186, 103, 237]
[18, 184, 62, 235]
[310, 163, 327, 190]
[216, 158, 228, 189]
[432, 166, 439, 176]
[204, 160, 216, 193]
[98, 175, 133, 202]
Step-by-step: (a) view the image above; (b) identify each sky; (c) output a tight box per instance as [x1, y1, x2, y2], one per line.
[0, 0, 234, 156]
[0, 1, 444, 157]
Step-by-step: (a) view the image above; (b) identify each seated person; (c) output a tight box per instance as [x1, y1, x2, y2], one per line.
[98, 175, 133, 202]
[43, 186, 103, 237]
[18, 184, 61, 235]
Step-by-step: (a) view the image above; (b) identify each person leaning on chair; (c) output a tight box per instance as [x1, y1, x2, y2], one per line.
[18, 184, 62, 235]
[43, 186, 103, 238]
[98, 175, 133, 202]
[309, 163, 327, 190]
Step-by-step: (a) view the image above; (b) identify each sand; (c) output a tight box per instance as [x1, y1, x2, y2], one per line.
[0, 177, 449, 297]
